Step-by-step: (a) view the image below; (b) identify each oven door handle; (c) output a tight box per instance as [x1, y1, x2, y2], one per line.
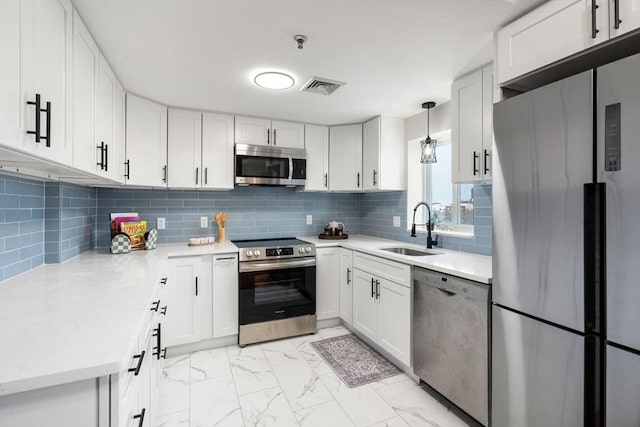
[288, 156, 293, 181]
[239, 258, 316, 273]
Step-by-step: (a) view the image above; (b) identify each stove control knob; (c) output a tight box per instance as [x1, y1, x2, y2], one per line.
[305, 247, 311, 253]
[298, 247, 304, 254]
[254, 250, 261, 257]
[246, 250, 254, 257]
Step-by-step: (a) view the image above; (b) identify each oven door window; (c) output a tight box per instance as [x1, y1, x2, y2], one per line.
[236, 155, 290, 179]
[239, 265, 316, 324]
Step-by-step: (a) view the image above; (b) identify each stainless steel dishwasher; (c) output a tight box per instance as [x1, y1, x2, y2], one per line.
[413, 267, 490, 426]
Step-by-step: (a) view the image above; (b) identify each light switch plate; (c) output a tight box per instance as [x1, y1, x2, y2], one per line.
[157, 217, 166, 230]
[393, 216, 401, 227]
[200, 216, 208, 228]
[306, 215, 313, 225]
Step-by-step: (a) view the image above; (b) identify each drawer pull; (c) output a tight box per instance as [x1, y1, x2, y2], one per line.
[133, 408, 145, 427]
[128, 350, 145, 376]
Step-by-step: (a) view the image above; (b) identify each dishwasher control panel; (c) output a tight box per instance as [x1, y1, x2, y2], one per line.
[412, 268, 489, 301]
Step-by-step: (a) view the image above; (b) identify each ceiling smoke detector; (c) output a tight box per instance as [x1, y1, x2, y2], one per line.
[300, 76, 345, 96]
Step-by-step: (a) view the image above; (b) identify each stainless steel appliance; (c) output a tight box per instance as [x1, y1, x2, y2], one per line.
[235, 238, 316, 345]
[493, 54, 640, 426]
[413, 267, 490, 426]
[235, 143, 307, 187]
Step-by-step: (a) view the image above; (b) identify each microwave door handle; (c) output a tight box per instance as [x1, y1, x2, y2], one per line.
[288, 156, 293, 181]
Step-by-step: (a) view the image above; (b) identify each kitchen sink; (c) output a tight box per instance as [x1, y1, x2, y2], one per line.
[379, 247, 441, 256]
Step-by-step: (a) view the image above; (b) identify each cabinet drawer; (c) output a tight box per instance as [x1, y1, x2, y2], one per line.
[352, 252, 410, 286]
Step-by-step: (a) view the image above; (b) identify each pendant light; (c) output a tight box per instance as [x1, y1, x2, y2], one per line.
[420, 101, 437, 164]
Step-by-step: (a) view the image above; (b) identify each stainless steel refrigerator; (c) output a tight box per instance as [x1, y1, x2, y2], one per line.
[492, 53, 640, 427]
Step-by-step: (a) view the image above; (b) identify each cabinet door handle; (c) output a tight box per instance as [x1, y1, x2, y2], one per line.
[163, 165, 167, 183]
[104, 144, 108, 171]
[373, 170, 377, 186]
[43, 101, 51, 147]
[473, 151, 479, 176]
[160, 277, 168, 285]
[195, 167, 199, 185]
[96, 142, 105, 170]
[371, 278, 375, 298]
[267, 129, 270, 145]
[324, 173, 328, 188]
[160, 305, 167, 315]
[346, 268, 351, 284]
[161, 347, 167, 359]
[133, 408, 146, 427]
[483, 149, 490, 175]
[357, 172, 361, 188]
[26, 93, 41, 143]
[125, 160, 130, 180]
[375, 279, 380, 299]
[216, 256, 236, 261]
[591, 1, 600, 38]
[150, 300, 160, 312]
[273, 129, 277, 145]
[128, 350, 145, 376]
[195, 276, 198, 296]
[614, 0, 622, 29]
[204, 167, 208, 185]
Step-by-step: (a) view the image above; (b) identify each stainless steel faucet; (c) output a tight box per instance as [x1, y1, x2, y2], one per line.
[411, 201, 438, 249]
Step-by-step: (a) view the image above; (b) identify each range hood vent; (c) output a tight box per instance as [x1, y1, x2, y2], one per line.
[300, 76, 345, 95]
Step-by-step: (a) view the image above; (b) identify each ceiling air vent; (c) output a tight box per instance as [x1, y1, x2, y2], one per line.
[300, 77, 345, 95]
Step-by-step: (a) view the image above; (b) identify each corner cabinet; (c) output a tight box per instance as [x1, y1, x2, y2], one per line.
[0, 0, 73, 165]
[329, 124, 363, 191]
[316, 247, 340, 320]
[125, 94, 167, 187]
[304, 124, 330, 191]
[362, 117, 406, 191]
[235, 116, 304, 149]
[451, 64, 493, 183]
[352, 252, 411, 366]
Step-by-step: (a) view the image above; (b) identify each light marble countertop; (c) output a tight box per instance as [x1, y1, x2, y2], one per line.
[0, 242, 239, 396]
[0, 236, 490, 397]
[298, 235, 492, 284]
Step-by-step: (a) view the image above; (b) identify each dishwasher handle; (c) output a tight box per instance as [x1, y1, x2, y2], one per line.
[436, 287, 456, 297]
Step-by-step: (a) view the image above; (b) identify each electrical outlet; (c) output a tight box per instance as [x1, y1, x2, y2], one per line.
[393, 216, 401, 227]
[200, 216, 208, 228]
[306, 215, 313, 225]
[157, 217, 166, 230]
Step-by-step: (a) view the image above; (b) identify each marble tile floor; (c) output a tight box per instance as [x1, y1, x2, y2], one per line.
[153, 325, 478, 427]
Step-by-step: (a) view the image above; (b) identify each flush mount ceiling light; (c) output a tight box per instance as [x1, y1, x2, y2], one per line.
[420, 101, 437, 164]
[254, 72, 295, 90]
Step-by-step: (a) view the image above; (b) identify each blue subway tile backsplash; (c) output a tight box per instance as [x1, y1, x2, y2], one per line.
[1, 168, 493, 282]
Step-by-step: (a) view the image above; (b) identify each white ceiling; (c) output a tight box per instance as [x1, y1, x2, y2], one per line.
[72, 0, 545, 125]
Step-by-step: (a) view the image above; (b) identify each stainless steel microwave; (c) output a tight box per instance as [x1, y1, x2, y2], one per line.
[235, 144, 307, 187]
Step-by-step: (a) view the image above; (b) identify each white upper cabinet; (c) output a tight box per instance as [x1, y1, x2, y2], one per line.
[71, 8, 98, 174]
[271, 120, 304, 149]
[167, 109, 202, 188]
[362, 116, 405, 191]
[125, 94, 167, 187]
[167, 110, 234, 190]
[304, 124, 329, 191]
[202, 112, 234, 190]
[452, 64, 492, 183]
[496, 0, 609, 85]
[329, 124, 363, 191]
[235, 116, 304, 148]
[2, 0, 73, 164]
[0, 1, 22, 148]
[610, 0, 640, 38]
[96, 54, 119, 181]
[111, 82, 126, 183]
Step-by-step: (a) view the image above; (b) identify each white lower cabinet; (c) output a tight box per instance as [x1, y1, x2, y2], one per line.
[352, 252, 411, 366]
[316, 247, 340, 320]
[165, 253, 239, 348]
[339, 248, 353, 325]
[212, 254, 239, 337]
[165, 255, 211, 347]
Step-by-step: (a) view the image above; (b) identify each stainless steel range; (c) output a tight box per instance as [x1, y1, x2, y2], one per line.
[234, 238, 316, 346]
